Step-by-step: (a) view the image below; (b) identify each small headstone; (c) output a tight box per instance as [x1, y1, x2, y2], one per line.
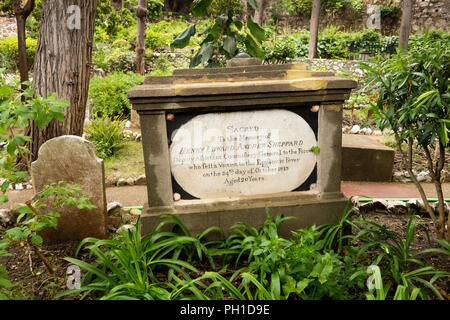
[31, 136, 108, 243]
[226, 53, 262, 67]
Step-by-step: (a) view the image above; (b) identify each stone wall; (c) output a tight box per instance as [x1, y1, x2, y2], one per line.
[266, 0, 449, 35]
[0, 15, 16, 39]
[293, 58, 365, 79]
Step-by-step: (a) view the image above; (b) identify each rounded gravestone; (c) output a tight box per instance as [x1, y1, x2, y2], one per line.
[170, 109, 317, 199]
[31, 136, 107, 243]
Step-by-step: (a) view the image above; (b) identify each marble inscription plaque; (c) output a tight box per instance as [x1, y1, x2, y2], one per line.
[170, 109, 317, 199]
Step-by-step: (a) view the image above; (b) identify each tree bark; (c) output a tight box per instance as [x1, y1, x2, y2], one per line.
[254, 0, 269, 25]
[308, 0, 320, 59]
[136, 0, 147, 75]
[13, 0, 35, 95]
[29, 0, 98, 162]
[399, 0, 414, 51]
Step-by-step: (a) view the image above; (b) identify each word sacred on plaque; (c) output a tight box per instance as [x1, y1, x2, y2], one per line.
[170, 109, 318, 199]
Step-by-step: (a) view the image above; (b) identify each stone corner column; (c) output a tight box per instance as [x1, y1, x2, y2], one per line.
[317, 103, 343, 196]
[139, 111, 174, 210]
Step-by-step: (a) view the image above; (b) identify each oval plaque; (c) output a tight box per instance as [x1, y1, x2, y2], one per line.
[170, 109, 317, 199]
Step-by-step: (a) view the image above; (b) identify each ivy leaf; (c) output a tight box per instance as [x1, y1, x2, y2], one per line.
[191, 0, 213, 17]
[171, 24, 196, 50]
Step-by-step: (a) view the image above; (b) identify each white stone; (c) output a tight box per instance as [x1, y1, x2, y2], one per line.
[117, 178, 127, 186]
[433, 201, 449, 214]
[350, 125, 361, 134]
[169, 109, 318, 199]
[363, 128, 372, 135]
[373, 130, 382, 136]
[417, 170, 431, 182]
[14, 183, 24, 190]
[0, 209, 11, 227]
[125, 121, 131, 128]
[117, 224, 134, 233]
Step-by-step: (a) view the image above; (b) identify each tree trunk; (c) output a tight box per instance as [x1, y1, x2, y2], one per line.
[308, 0, 320, 59]
[399, 0, 414, 51]
[13, 0, 35, 96]
[254, 0, 269, 25]
[29, 0, 98, 162]
[136, 0, 147, 75]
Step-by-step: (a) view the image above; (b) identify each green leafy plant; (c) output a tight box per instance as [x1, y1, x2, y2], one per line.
[348, 215, 450, 299]
[364, 265, 443, 300]
[84, 115, 127, 159]
[0, 71, 97, 298]
[92, 43, 137, 74]
[380, 4, 401, 18]
[4, 182, 96, 275]
[59, 216, 216, 300]
[0, 239, 13, 300]
[88, 72, 144, 117]
[264, 35, 299, 63]
[360, 34, 450, 240]
[228, 207, 295, 299]
[284, 0, 362, 18]
[224, 206, 366, 300]
[0, 37, 37, 72]
[171, 0, 266, 67]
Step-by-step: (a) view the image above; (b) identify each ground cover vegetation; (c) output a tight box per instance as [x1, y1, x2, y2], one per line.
[46, 205, 450, 300]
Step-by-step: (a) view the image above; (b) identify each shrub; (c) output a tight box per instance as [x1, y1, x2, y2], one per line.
[285, 0, 363, 17]
[348, 29, 381, 54]
[88, 72, 144, 118]
[0, 37, 37, 72]
[84, 115, 127, 159]
[147, 0, 164, 19]
[264, 35, 299, 63]
[96, 0, 135, 38]
[150, 54, 175, 76]
[92, 44, 136, 74]
[146, 19, 192, 50]
[360, 34, 450, 240]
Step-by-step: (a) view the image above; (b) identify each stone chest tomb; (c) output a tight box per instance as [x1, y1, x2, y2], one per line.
[128, 61, 357, 237]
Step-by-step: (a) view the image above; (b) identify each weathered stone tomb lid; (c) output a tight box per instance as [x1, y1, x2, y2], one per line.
[129, 62, 356, 97]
